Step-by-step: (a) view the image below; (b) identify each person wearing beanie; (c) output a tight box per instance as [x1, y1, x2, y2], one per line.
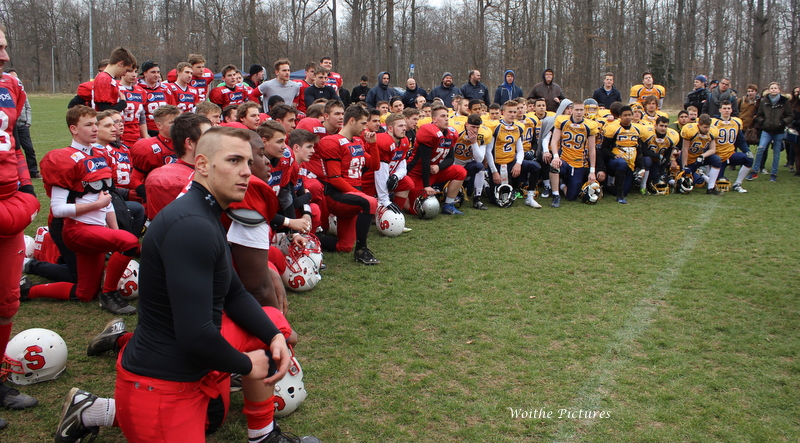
[528, 68, 565, 113]
[684, 75, 709, 111]
[429, 72, 462, 108]
[244, 64, 264, 89]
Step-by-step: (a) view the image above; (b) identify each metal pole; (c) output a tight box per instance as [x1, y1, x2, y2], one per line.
[241, 37, 247, 71]
[88, 0, 94, 79]
[52, 47, 55, 93]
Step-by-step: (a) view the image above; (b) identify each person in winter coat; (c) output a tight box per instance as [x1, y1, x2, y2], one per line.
[684, 75, 709, 111]
[494, 70, 524, 106]
[461, 70, 491, 105]
[366, 72, 393, 108]
[428, 72, 462, 108]
[528, 68, 565, 113]
[748, 82, 795, 181]
[401, 78, 428, 109]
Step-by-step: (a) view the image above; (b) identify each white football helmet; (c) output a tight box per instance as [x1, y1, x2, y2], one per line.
[281, 242, 322, 292]
[375, 206, 405, 237]
[1, 328, 68, 385]
[118, 259, 140, 300]
[494, 183, 516, 208]
[273, 354, 307, 418]
[414, 195, 440, 219]
[23, 235, 35, 259]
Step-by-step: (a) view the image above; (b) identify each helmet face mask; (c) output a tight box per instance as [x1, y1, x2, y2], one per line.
[281, 239, 322, 292]
[715, 179, 731, 193]
[580, 181, 603, 204]
[1, 328, 68, 385]
[494, 183, 516, 208]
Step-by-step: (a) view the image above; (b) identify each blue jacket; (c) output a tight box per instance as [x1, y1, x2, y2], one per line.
[461, 81, 491, 105]
[429, 84, 462, 108]
[592, 86, 622, 110]
[494, 70, 524, 105]
[402, 86, 428, 108]
[365, 71, 393, 108]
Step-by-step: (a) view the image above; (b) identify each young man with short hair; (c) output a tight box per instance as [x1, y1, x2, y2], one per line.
[406, 104, 468, 215]
[317, 105, 381, 263]
[680, 113, 723, 195]
[712, 101, 752, 192]
[319, 57, 342, 91]
[269, 104, 298, 133]
[601, 105, 645, 203]
[138, 61, 176, 136]
[118, 64, 148, 145]
[209, 64, 248, 108]
[630, 71, 666, 108]
[486, 101, 541, 208]
[195, 101, 222, 126]
[187, 53, 215, 102]
[548, 102, 598, 206]
[362, 113, 414, 213]
[639, 116, 680, 192]
[258, 59, 301, 112]
[293, 61, 317, 114]
[166, 62, 200, 113]
[91, 47, 137, 112]
[237, 102, 262, 131]
[592, 72, 621, 110]
[304, 66, 339, 108]
[452, 113, 491, 209]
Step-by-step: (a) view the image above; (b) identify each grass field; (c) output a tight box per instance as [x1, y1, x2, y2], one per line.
[4, 94, 799, 442]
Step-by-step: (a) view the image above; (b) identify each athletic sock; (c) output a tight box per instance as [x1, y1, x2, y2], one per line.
[527, 190, 535, 198]
[243, 397, 275, 441]
[102, 252, 132, 293]
[392, 195, 407, 211]
[735, 166, 752, 185]
[615, 170, 626, 197]
[641, 171, 650, 189]
[355, 212, 372, 249]
[707, 167, 721, 190]
[81, 398, 116, 427]
[444, 197, 455, 204]
[28, 282, 74, 300]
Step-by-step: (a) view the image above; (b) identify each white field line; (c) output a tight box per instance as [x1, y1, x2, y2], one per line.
[550, 199, 719, 443]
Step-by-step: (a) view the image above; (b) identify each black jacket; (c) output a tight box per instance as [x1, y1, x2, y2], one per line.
[592, 87, 621, 109]
[351, 84, 370, 104]
[755, 94, 794, 134]
[684, 88, 708, 112]
[461, 81, 491, 105]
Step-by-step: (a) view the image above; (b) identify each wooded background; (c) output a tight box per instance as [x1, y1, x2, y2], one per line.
[2, 0, 798, 105]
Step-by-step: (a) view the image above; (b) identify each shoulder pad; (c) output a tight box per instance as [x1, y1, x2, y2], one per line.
[226, 208, 266, 226]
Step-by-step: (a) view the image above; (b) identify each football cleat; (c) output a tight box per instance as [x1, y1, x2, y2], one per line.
[706, 187, 723, 195]
[732, 183, 748, 193]
[550, 195, 561, 208]
[19, 275, 32, 302]
[541, 186, 552, 198]
[98, 291, 137, 316]
[0, 383, 38, 409]
[525, 195, 542, 208]
[54, 388, 99, 443]
[617, 197, 627, 204]
[86, 318, 126, 357]
[441, 203, 464, 215]
[472, 197, 488, 210]
[354, 247, 380, 265]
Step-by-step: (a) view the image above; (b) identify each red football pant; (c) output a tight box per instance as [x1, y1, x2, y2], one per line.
[304, 178, 328, 231]
[408, 165, 467, 214]
[29, 220, 139, 302]
[0, 232, 23, 319]
[325, 190, 377, 252]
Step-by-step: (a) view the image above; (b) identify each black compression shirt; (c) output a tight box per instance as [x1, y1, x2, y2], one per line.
[121, 183, 282, 382]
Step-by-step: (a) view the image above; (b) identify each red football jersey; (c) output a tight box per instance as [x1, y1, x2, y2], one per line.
[0, 72, 29, 197]
[224, 176, 280, 228]
[120, 84, 146, 146]
[144, 160, 194, 219]
[267, 145, 297, 194]
[317, 134, 378, 191]
[40, 145, 113, 195]
[191, 68, 215, 102]
[91, 72, 121, 111]
[103, 143, 134, 188]
[208, 84, 248, 108]
[130, 135, 177, 189]
[408, 123, 458, 177]
[297, 118, 330, 180]
[166, 83, 200, 113]
[326, 72, 343, 92]
[293, 79, 312, 113]
[139, 81, 175, 132]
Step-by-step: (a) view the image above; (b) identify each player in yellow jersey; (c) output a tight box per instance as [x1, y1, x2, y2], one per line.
[601, 105, 646, 203]
[417, 103, 432, 127]
[548, 102, 599, 206]
[452, 114, 492, 209]
[514, 98, 537, 156]
[641, 95, 669, 126]
[712, 101, 752, 192]
[486, 101, 542, 207]
[449, 96, 469, 128]
[483, 103, 502, 131]
[630, 71, 666, 108]
[680, 114, 724, 195]
[639, 116, 680, 193]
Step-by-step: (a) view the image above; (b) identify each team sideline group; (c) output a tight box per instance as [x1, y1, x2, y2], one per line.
[0, 39, 797, 442]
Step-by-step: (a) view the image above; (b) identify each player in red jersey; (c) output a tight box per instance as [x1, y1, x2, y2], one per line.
[188, 53, 215, 102]
[293, 61, 316, 114]
[129, 105, 181, 200]
[196, 101, 222, 126]
[0, 25, 41, 428]
[288, 129, 322, 233]
[145, 113, 212, 219]
[30, 106, 138, 316]
[317, 105, 380, 264]
[138, 61, 175, 136]
[91, 47, 137, 112]
[319, 57, 342, 91]
[167, 62, 200, 113]
[298, 101, 344, 229]
[406, 104, 467, 215]
[209, 64, 249, 109]
[362, 113, 414, 212]
[118, 65, 148, 145]
[269, 104, 298, 133]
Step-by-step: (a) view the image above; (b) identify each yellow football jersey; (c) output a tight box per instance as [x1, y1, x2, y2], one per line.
[629, 84, 666, 105]
[605, 121, 645, 170]
[489, 121, 523, 165]
[640, 126, 680, 159]
[483, 118, 501, 132]
[553, 115, 599, 168]
[681, 123, 720, 163]
[711, 117, 743, 161]
[641, 110, 669, 126]
[449, 115, 468, 130]
[454, 125, 493, 163]
[417, 116, 432, 128]
[517, 117, 537, 152]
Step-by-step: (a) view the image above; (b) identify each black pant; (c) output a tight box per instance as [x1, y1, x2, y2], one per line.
[15, 124, 39, 174]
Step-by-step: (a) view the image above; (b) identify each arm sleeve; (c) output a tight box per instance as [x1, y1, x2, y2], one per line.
[601, 133, 615, 158]
[163, 220, 255, 375]
[374, 162, 391, 206]
[515, 138, 524, 163]
[486, 142, 497, 173]
[395, 158, 407, 179]
[438, 145, 455, 170]
[50, 186, 77, 218]
[472, 142, 485, 163]
[97, 100, 127, 112]
[304, 87, 316, 108]
[416, 143, 433, 187]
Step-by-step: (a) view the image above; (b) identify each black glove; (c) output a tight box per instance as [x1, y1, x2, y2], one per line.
[387, 174, 399, 192]
[524, 150, 536, 161]
[19, 184, 36, 197]
[135, 184, 147, 202]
